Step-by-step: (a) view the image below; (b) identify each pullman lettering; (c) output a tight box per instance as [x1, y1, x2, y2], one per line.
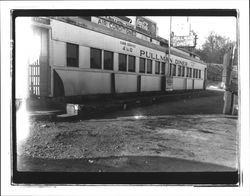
[140, 50, 167, 61]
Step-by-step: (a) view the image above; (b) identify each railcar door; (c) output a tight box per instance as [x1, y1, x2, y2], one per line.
[28, 27, 49, 98]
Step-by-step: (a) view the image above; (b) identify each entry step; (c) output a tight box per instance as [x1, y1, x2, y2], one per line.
[57, 113, 78, 118]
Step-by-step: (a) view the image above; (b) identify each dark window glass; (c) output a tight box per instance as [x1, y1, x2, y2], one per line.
[155, 61, 160, 74]
[182, 66, 185, 77]
[128, 55, 136, 72]
[67, 43, 79, 67]
[139, 58, 146, 73]
[147, 59, 152, 74]
[161, 62, 165, 75]
[104, 50, 113, 70]
[193, 69, 196, 78]
[119, 54, 127, 71]
[186, 67, 189, 77]
[90, 48, 102, 69]
[189, 68, 192, 78]
[199, 70, 201, 78]
[178, 65, 181, 76]
[173, 64, 176, 76]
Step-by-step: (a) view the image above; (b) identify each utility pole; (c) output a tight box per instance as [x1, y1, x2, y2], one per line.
[168, 16, 172, 76]
[222, 45, 235, 115]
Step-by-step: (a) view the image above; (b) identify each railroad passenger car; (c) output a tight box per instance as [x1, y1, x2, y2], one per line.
[16, 16, 207, 100]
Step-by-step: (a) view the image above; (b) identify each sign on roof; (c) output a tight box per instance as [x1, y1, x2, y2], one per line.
[172, 35, 196, 47]
[100, 16, 134, 29]
[135, 17, 157, 37]
[92, 17, 136, 36]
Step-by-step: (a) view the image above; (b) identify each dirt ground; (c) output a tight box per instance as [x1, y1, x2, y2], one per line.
[17, 114, 238, 170]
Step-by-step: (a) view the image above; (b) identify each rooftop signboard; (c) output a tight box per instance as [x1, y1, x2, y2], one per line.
[135, 17, 157, 37]
[171, 35, 196, 48]
[100, 16, 134, 29]
[92, 17, 136, 36]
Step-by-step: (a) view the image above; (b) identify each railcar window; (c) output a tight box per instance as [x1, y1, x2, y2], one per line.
[146, 59, 152, 74]
[161, 62, 165, 75]
[139, 58, 146, 73]
[178, 65, 181, 76]
[186, 67, 189, 77]
[155, 61, 160, 74]
[104, 50, 113, 70]
[67, 43, 79, 67]
[128, 55, 136, 72]
[90, 48, 102, 69]
[172, 64, 176, 76]
[189, 68, 192, 78]
[182, 66, 185, 77]
[119, 53, 127, 71]
[193, 69, 196, 78]
[169, 64, 172, 76]
[199, 70, 201, 79]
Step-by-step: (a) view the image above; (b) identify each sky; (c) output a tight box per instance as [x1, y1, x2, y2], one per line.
[148, 16, 237, 49]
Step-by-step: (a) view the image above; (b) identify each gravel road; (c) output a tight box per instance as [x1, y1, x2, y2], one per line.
[17, 114, 238, 169]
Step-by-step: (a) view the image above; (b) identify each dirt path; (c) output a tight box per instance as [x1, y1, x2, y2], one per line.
[17, 115, 238, 170]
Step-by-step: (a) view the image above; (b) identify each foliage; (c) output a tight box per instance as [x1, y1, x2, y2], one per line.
[195, 32, 236, 64]
[207, 63, 223, 81]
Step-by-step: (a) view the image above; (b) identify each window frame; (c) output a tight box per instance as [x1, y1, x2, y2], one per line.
[189, 68, 192, 78]
[103, 50, 114, 70]
[118, 53, 127, 72]
[178, 65, 182, 76]
[172, 64, 176, 76]
[66, 42, 79, 67]
[146, 59, 152, 74]
[169, 63, 172, 76]
[128, 55, 136, 72]
[161, 62, 166, 75]
[90, 47, 102, 69]
[139, 57, 146, 73]
[182, 66, 185, 77]
[155, 61, 160, 74]
[186, 67, 189, 77]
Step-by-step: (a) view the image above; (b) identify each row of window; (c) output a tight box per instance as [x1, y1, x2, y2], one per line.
[169, 64, 202, 79]
[66, 42, 201, 79]
[66, 43, 166, 75]
[91, 48, 166, 75]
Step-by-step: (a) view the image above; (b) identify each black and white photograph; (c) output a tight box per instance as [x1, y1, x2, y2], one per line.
[15, 12, 239, 179]
[1, 0, 250, 195]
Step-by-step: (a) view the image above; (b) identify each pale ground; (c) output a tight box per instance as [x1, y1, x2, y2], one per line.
[17, 114, 238, 169]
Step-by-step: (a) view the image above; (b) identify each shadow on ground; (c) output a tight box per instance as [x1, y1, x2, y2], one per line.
[18, 155, 236, 172]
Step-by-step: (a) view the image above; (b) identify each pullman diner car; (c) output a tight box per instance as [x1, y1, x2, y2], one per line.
[16, 16, 207, 100]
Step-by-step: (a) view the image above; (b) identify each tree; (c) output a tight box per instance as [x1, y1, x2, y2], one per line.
[195, 31, 236, 64]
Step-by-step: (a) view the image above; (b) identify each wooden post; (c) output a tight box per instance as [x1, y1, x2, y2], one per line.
[111, 73, 116, 94]
[137, 75, 141, 93]
[222, 46, 234, 114]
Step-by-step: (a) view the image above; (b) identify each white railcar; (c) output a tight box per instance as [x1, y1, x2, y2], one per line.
[16, 16, 207, 99]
